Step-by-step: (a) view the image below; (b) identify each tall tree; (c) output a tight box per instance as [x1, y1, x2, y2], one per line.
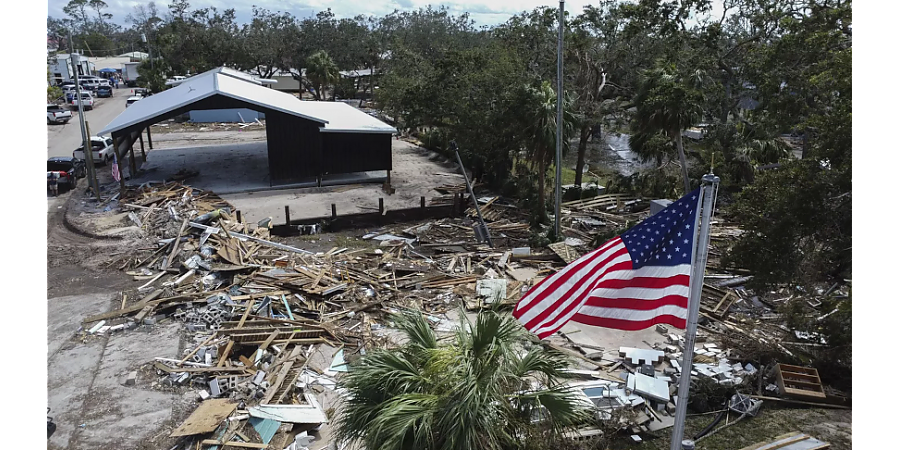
[631, 64, 705, 194]
[63, 0, 91, 32]
[522, 81, 578, 223]
[336, 310, 589, 450]
[305, 50, 340, 100]
[237, 7, 298, 78]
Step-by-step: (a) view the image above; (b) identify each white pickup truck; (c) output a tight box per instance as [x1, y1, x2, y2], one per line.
[73, 136, 116, 165]
[47, 104, 72, 124]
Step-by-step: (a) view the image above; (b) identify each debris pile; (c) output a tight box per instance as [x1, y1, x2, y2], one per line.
[74, 181, 850, 448]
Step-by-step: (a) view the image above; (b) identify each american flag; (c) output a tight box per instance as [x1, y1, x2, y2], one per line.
[514, 189, 701, 339]
[111, 153, 120, 182]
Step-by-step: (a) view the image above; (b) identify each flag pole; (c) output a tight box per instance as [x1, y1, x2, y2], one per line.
[669, 173, 719, 450]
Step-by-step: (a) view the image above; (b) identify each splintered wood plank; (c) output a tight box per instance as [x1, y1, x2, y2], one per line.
[200, 440, 268, 449]
[169, 399, 238, 437]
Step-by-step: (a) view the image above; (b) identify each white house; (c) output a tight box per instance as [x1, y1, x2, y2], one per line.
[48, 53, 93, 86]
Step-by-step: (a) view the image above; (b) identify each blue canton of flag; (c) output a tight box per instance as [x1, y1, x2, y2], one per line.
[621, 189, 700, 268]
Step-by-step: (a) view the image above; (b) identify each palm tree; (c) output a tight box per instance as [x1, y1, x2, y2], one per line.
[522, 81, 579, 224]
[336, 309, 590, 450]
[306, 50, 340, 101]
[631, 64, 705, 194]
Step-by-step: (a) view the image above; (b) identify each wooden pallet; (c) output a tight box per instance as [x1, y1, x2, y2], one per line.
[776, 364, 827, 399]
[737, 431, 829, 450]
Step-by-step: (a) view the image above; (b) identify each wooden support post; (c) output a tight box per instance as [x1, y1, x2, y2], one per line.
[331, 204, 336, 219]
[139, 132, 146, 162]
[420, 196, 426, 209]
[236, 210, 242, 223]
[386, 170, 391, 186]
[284, 205, 291, 226]
[378, 198, 384, 215]
[146, 126, 153, 149]
[129, 141, 137, 175]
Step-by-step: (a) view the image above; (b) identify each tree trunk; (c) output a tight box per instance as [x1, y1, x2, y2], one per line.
[574, 123, 591, 188]
[675, 132, 691, 194]
[537, 157, 547, 222]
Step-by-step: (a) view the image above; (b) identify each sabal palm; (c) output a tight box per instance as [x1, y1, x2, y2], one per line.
[632, 64, 705, 194]
[306, 50, 340, 100]
[523, 81, 579, 223]
[336, 309, 590, 450]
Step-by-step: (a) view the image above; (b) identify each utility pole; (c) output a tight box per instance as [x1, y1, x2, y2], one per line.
[69, 31, 100, 201]
[554, 0, 565, 240]
[142, 33, 153, 69]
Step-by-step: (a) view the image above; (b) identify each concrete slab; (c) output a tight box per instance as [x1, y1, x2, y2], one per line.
[48, 293, 116, 358]
[221, 140, 460, 223]
[69, 321, 186, 449]
[631, 373, 670, 403]
[48, 339, 106, 449]
[619, 347, 665, 365]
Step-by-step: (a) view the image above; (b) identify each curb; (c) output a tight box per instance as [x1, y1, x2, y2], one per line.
[61, 190, 124, 241]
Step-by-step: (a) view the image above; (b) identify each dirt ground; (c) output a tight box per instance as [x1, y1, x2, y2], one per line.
[48, 190, 197, 450]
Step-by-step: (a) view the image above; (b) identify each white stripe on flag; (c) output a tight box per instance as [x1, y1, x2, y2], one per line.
[596, 264, 690, 281]
[575, 304, 689, 322]
[588, 284, 690, 301]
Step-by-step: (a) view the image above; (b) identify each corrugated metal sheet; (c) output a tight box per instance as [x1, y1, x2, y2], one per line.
[249, 417, 280, 444]
[321, 133, 392, 174]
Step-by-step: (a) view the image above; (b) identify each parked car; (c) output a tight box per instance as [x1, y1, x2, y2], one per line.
[47, 104, 72, 124]
[63, 85, 78, 102]
[48, 157, 86, 190]
[96, 84, 113, 98]
[70, 91, 95, 110]
[73, 136, 115, 165]
[125, 95, 142, 108]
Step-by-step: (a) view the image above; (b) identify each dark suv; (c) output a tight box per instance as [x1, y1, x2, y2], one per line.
[48, 157, 86, 190]
[96, 84, 113, 98]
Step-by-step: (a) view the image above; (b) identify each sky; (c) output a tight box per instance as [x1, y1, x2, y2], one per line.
[48, 0, 725, 29]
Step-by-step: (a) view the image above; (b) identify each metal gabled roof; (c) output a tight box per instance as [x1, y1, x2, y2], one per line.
[99, 67, 396, 136]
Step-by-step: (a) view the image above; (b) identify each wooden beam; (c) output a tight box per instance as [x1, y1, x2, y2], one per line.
[200, 440, 268, 449]
[218, 298, 256, 367]
[139, 132, 146, 162]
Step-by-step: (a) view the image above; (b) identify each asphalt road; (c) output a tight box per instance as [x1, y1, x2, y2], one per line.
[47, 88, 132, 158]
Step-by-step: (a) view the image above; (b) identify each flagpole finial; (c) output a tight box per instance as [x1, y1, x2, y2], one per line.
[702, 173, 720, 185]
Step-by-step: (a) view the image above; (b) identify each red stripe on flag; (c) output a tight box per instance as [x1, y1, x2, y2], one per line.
[592, 274, 691, 291]
[581, 294, 689, 311]
[569, 313, 687, 332]
[519, 246, 631, 331]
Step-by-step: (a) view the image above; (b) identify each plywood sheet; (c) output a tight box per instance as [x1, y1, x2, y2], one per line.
[169, 399, 237, 437]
